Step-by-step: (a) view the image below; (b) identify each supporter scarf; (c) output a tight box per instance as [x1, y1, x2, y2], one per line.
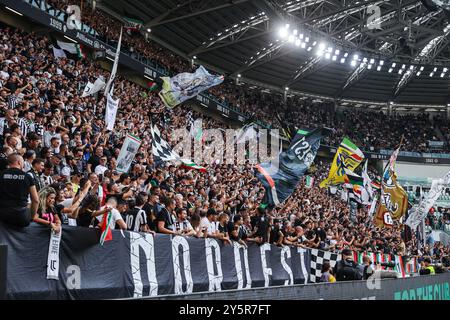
[46, 229, 62, 280]
[99, 211, 113, 245]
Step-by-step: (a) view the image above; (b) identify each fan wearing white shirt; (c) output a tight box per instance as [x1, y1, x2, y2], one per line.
[200, 208, 220, 238]
[95, 197, 127, 230]
[172, 208, 196, 236]
[94, 156, 109, 176]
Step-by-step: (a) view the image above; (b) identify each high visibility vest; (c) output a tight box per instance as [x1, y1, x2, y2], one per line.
[425, 266, 435, 275]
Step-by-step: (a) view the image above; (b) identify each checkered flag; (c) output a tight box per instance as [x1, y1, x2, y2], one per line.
[150, 124, 180, 164]
[309, 249, 341, 283]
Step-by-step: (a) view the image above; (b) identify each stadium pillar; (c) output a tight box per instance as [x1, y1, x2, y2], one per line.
[447, 105, 450, 120]
[0, 245, 6, 300]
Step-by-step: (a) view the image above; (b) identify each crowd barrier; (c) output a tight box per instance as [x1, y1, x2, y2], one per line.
[140, 273, 450, 300]
[0, 222, 423, 300]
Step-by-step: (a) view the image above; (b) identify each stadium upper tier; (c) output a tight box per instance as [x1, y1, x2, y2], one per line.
[13, 0, 450, 154]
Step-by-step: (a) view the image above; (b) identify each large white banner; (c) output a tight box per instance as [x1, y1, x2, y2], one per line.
[116, 134, 142, 173]
[105, 93, 120, 131]
[104, 27, 122, 96]
[405, 170, 450, 230]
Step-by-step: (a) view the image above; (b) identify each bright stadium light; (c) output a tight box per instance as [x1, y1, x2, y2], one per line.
[288, 35, 295, 43]
[377, 66, 382, 71]
[293, 29, 298, 35]
[379, 60, 384, 65]
[335, 49, 340, 55]
[402, 64, 406, 69]
[420, 66, 424, 71]
[325, 52, 331, 59]
[305, 37, 309, 42]
[353, 54, 359, 60]
[391, 62, 396, 67]
[147, 28, 152, 33]
[285, 87, 289, 91]
[237, 74, 242, 78]
[398, 69, 403, 74]
[409, 65, 414, 70]
[370, 58, 375, 64]
[193, 56, 197, 59]
[301, 42, 306, 48]
[430, 72, 434, 77]
[433, 67, 438, 72]
[363, 57, 368, 63]
[340, 58, 346, 63]
[279, 27, 288, 38]
[367, 64, 372, 69]
[344, 52, 349, 58]
[444, 67, 448, 73]
[295, 39, 301, 46]
[307, 47, 312, 51]
[332, 55, 337, 61]
[441, 73, 445, 78]
[299, 34, 304, 39]
[319, 42, 326, 50]
[351, 60, 357, 67]
[388, 68, 393, 73]
[416, 71, 421, 76]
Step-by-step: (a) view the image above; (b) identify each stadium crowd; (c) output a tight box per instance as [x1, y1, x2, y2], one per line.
[0, 7, 449, 275]
[44, 0, 447, 153]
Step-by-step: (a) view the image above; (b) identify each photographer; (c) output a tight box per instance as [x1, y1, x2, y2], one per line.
[333, 248, 362, 281]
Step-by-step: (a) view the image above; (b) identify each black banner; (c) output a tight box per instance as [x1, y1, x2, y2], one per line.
[0, 222, 310, 299]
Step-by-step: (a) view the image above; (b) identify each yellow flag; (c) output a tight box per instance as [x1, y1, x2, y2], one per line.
[320, 137, 364, 188]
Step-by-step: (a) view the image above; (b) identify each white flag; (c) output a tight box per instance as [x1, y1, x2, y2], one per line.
[52, 46, 66, 59]
[104, 27, 122, 96]
[105, 93, 120, 131]
[81, 76, 105, 97]
[362, 160, 374, 201]
[405, 170, 450, 230]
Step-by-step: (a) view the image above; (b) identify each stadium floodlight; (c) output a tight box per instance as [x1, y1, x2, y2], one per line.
[441, 73, 445, 78]
[312, 41, 317, 46]
[420, 66, 424, 71]
[433, 67, 438, 72]
[340, 58, 346, 63]
[388, 68, 393, 73]
[301, 42, 306, 48]
[344, 52, 349, 57]
[377, 66, 381, 71]
[444, 67, 448, 73]
[295, 39, 301, 46]
[409, 65, 414, 70]
[370, 58, 375, 64]
[279, 27, 288, 38]
[285, 24, 290, 29]
[367, 64, 372, 69]
[307, 47, 312, 51]
[293, 29, 298, 35]
[335, 49, 340, 55]
[391, 62, 396, 67]
[332, 55, 337, 61]
[325, 52, 331, 59]
[398, 69, 403, 74]
[319, 43, 326, 50]
[285, 87, 289, 91]
[317, 50, 324, 57]
[379, 60, 384, 65]
[327, 47, 333, 53]
[288, 35, 295, 43]
[430, 72, 434, 77]
[193, 55, 197, 59]
[363, 57, 368, 63]
[351, 60, 357, 67]
[305, 37, 309, 42]
[402, 64, 406, 69]
[416, 71, 421, 76]
[147, 28, 151, 33]
[237, 74, 242, 78]
[353, 54, 359, 60]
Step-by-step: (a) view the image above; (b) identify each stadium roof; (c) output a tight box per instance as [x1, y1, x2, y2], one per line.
[100, 0, 450, 106]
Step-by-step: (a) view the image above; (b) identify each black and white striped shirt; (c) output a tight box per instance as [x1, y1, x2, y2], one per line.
[18, 118, 34, 137]
[125, 207, 148, 232]
[7, 95, 17, 109]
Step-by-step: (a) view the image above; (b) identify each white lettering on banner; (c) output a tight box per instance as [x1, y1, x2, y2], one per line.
[75, 32, 93, 47]
[281, 246, 294, 285]
[49, 17, 63, 31]
[144, 67, 156, 79]
[297, 248, 309, 284]
[105, 93, 120, 131]
[129, 232, 158, 297]
[46, 230, 62, 280]
[196, 95, 209, 105]
[205, 238, 223, 291]
[171, 236, 193, 294]
[260, 243, 272, 287]
[233, 242, 252, 289]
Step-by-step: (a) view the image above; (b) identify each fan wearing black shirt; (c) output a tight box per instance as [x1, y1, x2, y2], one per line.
[269, 218, 284, 246]
[0, 154, 39, 228]
[217, 213, 232, 245]
[252, 207, 270, 244]
[124, 195, 152, 233]
[87, 146, 103, 173]
[156, 196, 180, 235]
[228, 214, 247, 247]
